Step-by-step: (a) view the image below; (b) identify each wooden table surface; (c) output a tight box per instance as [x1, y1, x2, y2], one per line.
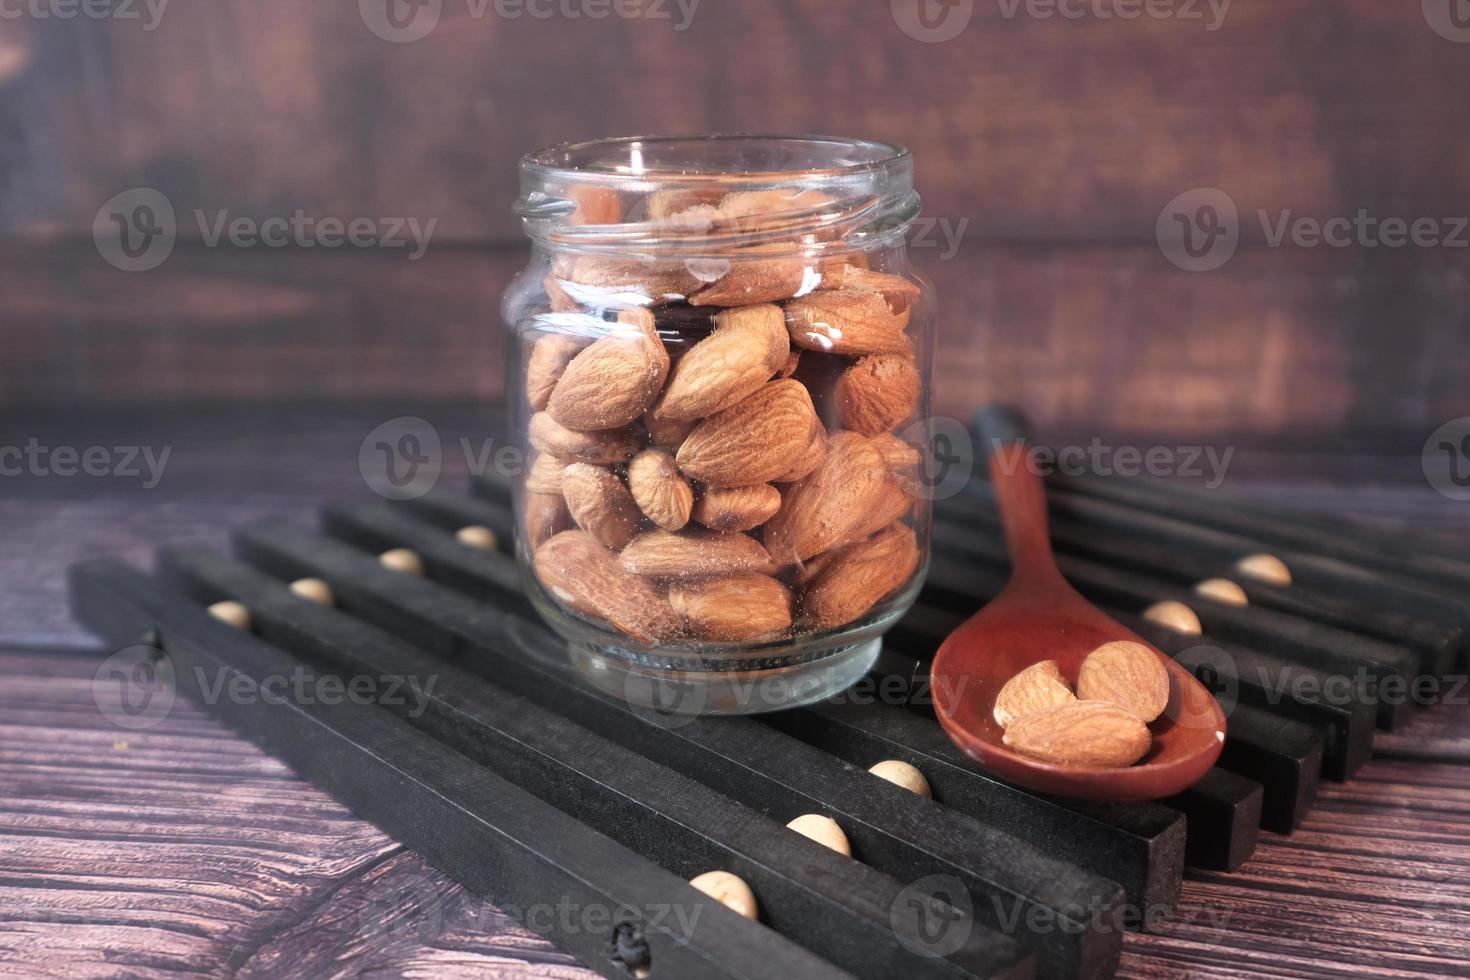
[3, 405, 1468, 979]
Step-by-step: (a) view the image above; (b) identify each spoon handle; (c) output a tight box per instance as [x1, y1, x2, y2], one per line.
[974, 405, 1064, 588]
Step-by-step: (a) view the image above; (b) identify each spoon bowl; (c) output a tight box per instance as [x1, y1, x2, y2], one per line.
[931, 408, 1226, 801]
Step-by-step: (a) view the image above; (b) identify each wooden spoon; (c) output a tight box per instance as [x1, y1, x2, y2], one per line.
[930, 407, 1226, 801]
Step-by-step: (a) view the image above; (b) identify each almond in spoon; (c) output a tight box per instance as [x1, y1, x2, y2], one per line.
[1076, 640, 1171, 723]
[993, 659, 1076, 728]
[1002, 701, 1151, 768]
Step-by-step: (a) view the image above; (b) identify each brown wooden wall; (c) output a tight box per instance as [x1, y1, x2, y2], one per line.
[2, 0, 1467, 441]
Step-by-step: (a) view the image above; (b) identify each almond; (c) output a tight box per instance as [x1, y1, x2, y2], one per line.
[675, 380, 819, 488]
[523, 491, 572, 549]
[548, 308, 670, 431]
[845, 475, 914, 541]
[1001, 701, 1152, 768]
[526, 335, 587, 411]
[627, 449, 694, 531]
[668, 574, 794, 641]
[715, 189, 834, 234]
[525, 454, 566, 496]
[529, 411, 640, 464]
[620, 528, 776, 579]
[870, 432, 922, 471]
[1076, 640, 1171, 723]
[643, 410, 697, 449]
[544, 274, 581, 312]
[763, 431, 891, 563]
[836, 354, 920, 436]
[653, 304, 789, 421]
[784, 288, 910, 356]
[690, 248, 818, 307]
[823, 266, 920, 313]
[566, 184, 622, 225]
[993, 660, 1077, 728]
[771, 422, 828, 483]
[644, 187, 724, 220]
[777, 350, 801, 378]
[559, 254, 701, 304]
[560, 463, 641, 550]
[694, 483, 782, 532]
[534, 531, 683, 643]
[800, 523, 920, 630]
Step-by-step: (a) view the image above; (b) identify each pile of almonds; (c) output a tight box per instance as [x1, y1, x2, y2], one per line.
[993, 641, 1171, 768]
[521, 186, 925, 647]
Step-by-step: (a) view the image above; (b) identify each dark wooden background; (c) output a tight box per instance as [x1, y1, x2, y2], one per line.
[2, 1, 1468, 444]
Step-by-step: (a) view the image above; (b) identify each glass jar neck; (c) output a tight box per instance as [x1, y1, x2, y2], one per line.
[515, 134, 920, 257]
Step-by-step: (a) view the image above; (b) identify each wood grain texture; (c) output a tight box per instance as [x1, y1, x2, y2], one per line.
[2, 2, 1468, 244]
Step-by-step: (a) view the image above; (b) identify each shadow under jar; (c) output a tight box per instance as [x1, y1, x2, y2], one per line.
[503, 134, 935, 714]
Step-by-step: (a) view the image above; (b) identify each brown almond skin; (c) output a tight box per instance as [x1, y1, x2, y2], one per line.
[784, 288, 910, 356]
[870, 432, 922, 471]
[845, 476, 914, 542]
[800, 523, 920, 631]
[528, 411, 639, 465]
[675, 380, 819, 488]
[560, 463, 641, 550]
[763, 431, 891, 564]
[534, 531, 683, 643]
[547, 308, 670, 431]
[669, 574, 794, 641]
[1001, 701, 1152, 768]
[644, 410, 697, 449]
[523, 491, 572, 549]
[620, 529, 776, 579]
[1076, 640, 1171, 722]
[837, 354, 920, 436]
[561, 254, 701, 303]
[627, 449, 694, 531]
[993, 660, 1077, 729]
[524, 454, 566, 496]
[526, 335, 586, 411]
[694, 484, 782, 532]
[770, 422, 828, 484]
[822, 267, 920, 314]
[653, 304, 790, 421]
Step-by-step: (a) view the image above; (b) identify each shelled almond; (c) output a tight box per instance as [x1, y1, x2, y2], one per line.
[517, 189, 927, 649]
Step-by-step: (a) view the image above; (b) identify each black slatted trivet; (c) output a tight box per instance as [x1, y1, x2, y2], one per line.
[67, 452, 1470, 980]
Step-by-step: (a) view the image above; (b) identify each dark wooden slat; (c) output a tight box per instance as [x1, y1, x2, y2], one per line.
[231, 520, 1128, 980]
[67, 560, 834, 980]
[156, 544, 1030, 980]
[1160, 769, 1263, 873]
[1212, 705, 1322, 835]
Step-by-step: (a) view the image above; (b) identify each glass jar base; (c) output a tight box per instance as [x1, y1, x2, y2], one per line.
[569, 638, 883, 716]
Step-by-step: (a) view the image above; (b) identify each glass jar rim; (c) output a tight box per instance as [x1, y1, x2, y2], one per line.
[520, 132, 910, 184]
[516, 133, 918, 254]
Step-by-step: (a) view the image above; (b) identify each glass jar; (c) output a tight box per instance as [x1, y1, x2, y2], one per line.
[503, 134, 934, 714]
